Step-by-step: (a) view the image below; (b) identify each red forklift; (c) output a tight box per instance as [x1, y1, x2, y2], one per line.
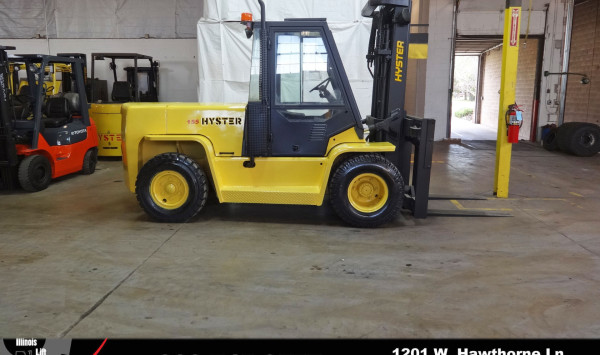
[0, 46, 98, 192]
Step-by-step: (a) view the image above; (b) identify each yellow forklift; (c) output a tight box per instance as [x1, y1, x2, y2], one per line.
[89, 53, 159, 157]
[9, 62, 68, 97]
[121, 0, 435, 227]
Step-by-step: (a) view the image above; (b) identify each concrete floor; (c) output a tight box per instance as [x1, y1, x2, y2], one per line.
[450, 118, 498, 140]
[1, 141, 600, 338]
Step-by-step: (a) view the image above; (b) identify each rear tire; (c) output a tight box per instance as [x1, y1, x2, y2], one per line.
[556, 122, 579, 153]
[18, 155, 52, 192]
[567, 123, 600, 157]
[329, 154, 404, 228]
[82, 147, 98, 175]
[542, 127, 558, 151]
[136, 153, 208, 223]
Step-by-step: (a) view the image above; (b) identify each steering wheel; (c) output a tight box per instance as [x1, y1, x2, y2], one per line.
[309, 77, 331, 94]
[14, 94, 33, 119]
[309, 77, 338, 103]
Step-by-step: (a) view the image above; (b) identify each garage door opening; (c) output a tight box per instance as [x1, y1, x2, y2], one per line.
[449, 37, 543, 143]
[450, 55, 497, 140]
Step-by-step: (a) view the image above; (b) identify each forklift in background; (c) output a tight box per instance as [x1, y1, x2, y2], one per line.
[121, 0, 435, 227]
[10, 53, 87, 98]
[0, 46, 98, 192]
[89, 53, 159, 157]
[9, 62, 68, 97]
[56, 53, 88, 93]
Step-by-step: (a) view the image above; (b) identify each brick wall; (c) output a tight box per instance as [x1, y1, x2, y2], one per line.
[480, 47, 502, 131]
[564, 1, 600, 125]
[479, 38, 540, 140]
[515, 38, 539, 140]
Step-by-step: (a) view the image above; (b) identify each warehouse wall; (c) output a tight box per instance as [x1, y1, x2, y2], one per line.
[424, 0, 454, 140]
[480, 48, 502, 132]
[564, 0, 600, 125]
[0, 0, 203, 39]
[4, 38, 199, 102]
[514, 38, 540, 140]
[537, 0, 568, 135]
[1, 0, 203, 103]
[405, 0, 430, 118]
[479, 38, 540, 140]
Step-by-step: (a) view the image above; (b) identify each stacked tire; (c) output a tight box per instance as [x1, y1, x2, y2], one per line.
[543, 122, 600, 157]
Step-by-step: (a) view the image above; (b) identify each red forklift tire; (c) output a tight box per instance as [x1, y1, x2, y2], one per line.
[18, 155, 52, 192]
[135, 153, 208, 223]
[82, 148, 98, 175]
[329, 154, 404, 228]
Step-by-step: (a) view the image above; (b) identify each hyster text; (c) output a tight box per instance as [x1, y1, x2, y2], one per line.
[395, 40, 405, 82]
[188, 117, 242, 125]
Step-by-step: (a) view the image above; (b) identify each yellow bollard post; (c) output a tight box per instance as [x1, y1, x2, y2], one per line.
[494, 0, 522, 198]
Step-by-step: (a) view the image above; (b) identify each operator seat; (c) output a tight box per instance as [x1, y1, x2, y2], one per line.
[44, 97, 73, 128]
[18, 85, 30, 96]
[63, 92, 81, 117]
[111, 81, 133, 102]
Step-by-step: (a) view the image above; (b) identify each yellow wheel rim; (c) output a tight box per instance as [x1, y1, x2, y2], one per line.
[347, 173, 388, 213]
[150, 170, 189, 210]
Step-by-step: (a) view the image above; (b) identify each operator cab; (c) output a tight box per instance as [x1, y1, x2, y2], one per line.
[244, 18, 363, 158]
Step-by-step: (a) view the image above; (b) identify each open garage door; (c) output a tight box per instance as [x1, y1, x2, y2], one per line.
[451, 36, 544, 143]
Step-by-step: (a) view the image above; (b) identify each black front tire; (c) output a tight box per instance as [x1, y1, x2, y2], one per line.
[18, 155, 52, 192]
[567, 123, 600, 157]
[329, 154, 404, 228]
[136, 153, 208, 223]
[82, 147, 98, 175]
[542, 127, 559, 151]
[556, 122, 579, 153]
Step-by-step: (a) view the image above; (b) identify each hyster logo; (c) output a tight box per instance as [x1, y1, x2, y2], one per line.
[201, 117, 242, 126]
[395, 40, 405, 82]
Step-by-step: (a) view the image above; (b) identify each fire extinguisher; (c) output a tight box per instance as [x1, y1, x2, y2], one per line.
[505, 103, 523, 143]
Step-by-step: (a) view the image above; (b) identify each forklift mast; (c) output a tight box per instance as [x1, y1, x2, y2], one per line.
[57, 53, 88, 92]
[0, 46, 18, 188]
[365, 0, 411, 121]
[363, 0, 435, 218]
[124, 66, 159, 102]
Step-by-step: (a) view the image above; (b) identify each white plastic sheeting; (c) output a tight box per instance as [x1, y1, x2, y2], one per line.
[0, 0, 203, 39]
[0, 0, 51, 38]
[7, 38, 199, 102]
[197, 0, 376, 117]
